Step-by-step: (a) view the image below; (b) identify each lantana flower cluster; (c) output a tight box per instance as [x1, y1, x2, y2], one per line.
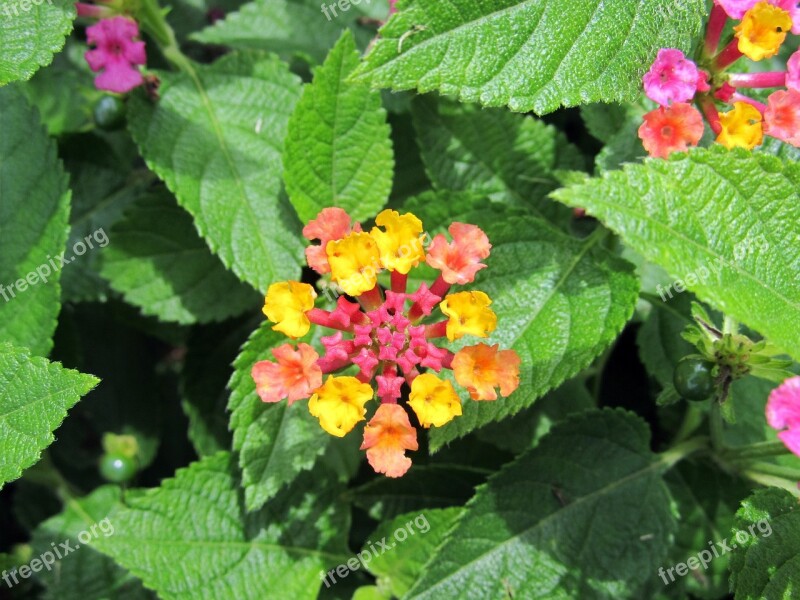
[640, 0, 800, 158]
[77, 2, 147, 94]
[251, 208, 521, 478]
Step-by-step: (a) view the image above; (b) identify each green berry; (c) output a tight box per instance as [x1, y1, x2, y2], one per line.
[93, 96, 127, 131]
[673, 357, 715, 402]
[99, 452, 137, 483]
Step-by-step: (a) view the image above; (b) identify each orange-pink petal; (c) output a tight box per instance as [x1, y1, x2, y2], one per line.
[251, 343, 322, 404]
[426, 222, 491, 285]
[303, 207, 362, 274]
[360, 404, 418, 478]
[638, 103, 705, 159]
[452, 343, 521, 401]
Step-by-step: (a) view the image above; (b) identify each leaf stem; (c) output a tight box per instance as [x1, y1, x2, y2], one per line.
[741, 470, 800, 497]
[709, 400, 726, 452]
[658, 436, 710, 470]
[671, 403, 705, 444]
[720, 440, 789, 461]
[739, 461, 800, 481]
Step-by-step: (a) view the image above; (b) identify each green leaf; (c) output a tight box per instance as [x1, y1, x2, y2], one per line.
[94, 453, 349, 600]
[192, 0, 350, 63]
[351, 464, 488, 521]
[411, 95, 582, 224]
[637, 294, 695, 388]
[0, 86, 71, 356]
[364, 508, 462, 598]
[284, 31, 393, 224]
[101, 190, 260, 324]
[181, 316, 258, 456]
[354, 0, 706, 114]
[661, 461, 750, 599]
[127, 52, 305, 293]
[729, 488, 800, 599]
[0, 0, 74, 85]
[59, 132, 146, 303]
[553, 148, 800, 361]
[407, 409, 677, 599]
[476, 377, 595, 454]
[429, 218, 639, 450]
[229, 321, 334, 511]
[18, 39, 100, 135]
[0, 343, 98, 489]
[31, 486, 154, 600]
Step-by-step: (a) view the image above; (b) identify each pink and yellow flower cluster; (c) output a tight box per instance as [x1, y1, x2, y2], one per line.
[639, 0, 800, 158]
[251, 208, 521, 478]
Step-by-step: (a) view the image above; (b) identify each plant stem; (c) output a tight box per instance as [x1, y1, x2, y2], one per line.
[741, 461, 800, 481]
[705, 3, 728, 57]
[709, 401, 725, 451]
[659, 436, 710, 470]
[672, 403, 705, 444]
[715, 39, 744, 70]
[728, 72, 787, 89]
[721, 440, 790, 461]
[742, 470, 800, 497]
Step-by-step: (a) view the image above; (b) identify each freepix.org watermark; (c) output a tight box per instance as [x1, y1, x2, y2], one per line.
[321, 513, 430, 588]
[2, 518, 115, 589]
[655, 234, 769, 303]
[2, 0, 53, 20]
[0, 227, 109, 303]
[320, 0, 374, 21]
[657, 518, 772, 585]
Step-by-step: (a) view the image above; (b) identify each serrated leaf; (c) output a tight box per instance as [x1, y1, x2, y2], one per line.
[0, 343, 98, 489]
[127, 52, 305, 293]
[101, 190, 260, 324]
[0, 86, 71, 356]
[192, 0, 353, 63]
[364, 508, 462, 598]
[284, 31, 393, 223]
[31, 486, 154, 600]
[728, 488, 800, 599]
[411, 95, 582, 224]
[0, 0, 74, 85]
[94, 453, 349, 600]
[553, 148, 800, 361]
[229, 321, 333, 510]
[354, 0, 705, 114]
[428, 217, 639, 450]
[407, 409, 677, 599]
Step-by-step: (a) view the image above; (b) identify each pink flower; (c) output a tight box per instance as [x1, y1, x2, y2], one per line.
[764, 88, 800, 145]
[766, 376, 800, 456]
[389, 0, 398, 14]
[787, 50, 800, 90]
[716, 0, 800, 33]
[643, 49, 708, 106]
[638, 103, 705, 158]
[85, 17, 146, 94]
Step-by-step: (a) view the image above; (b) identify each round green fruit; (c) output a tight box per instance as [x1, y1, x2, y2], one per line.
[99, 452, 137, 483]
[93, 96, 127, 131]
[673, 357, 715, 402]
